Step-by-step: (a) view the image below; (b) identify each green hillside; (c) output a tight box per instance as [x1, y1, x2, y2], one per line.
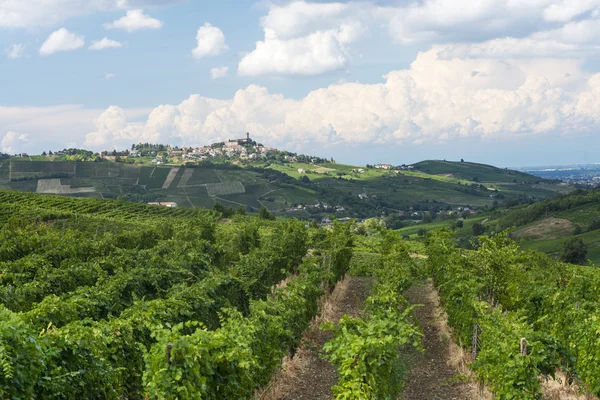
[412, 160, 540, 183]
[401, 187, 600, 265]
[0, 154, 569, 220]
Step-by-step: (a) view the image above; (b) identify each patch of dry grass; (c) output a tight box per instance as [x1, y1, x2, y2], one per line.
[513, 217, 575, 240]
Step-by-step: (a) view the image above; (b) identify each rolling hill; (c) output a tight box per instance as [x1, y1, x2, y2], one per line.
[0, 153, 570, 220]
[412, 159, 540, 182]
[398, 187, 600, 264]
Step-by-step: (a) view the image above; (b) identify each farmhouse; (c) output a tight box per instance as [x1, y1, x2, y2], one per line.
[148, 202, 178, 208]
[298, 168, 305, 174]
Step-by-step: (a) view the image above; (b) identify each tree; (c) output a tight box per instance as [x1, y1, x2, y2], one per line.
[213, 202, 225, 215]
[417, 228, 427, 237]
[561, 237, 588, 265]
[300, 175, 310, 184]
[472, 222, 486, 236]
[461, 159, 464, 162]
[456, 220, 464, 229]
[259, 207, 276, 221]
[422, 212, 433, 223]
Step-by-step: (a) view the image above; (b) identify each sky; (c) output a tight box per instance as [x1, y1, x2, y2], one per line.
[2, 0, 600, 167]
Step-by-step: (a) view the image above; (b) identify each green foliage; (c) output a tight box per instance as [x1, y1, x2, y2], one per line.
[144, 260, 336, 399]
[560, 237, 588, 265]
[425, 228, 600, 398]
[258, 206, 276, 220]
[472, 221, 486, 236]
[323, 231, 421, 399]
[0, 191, 351, 399]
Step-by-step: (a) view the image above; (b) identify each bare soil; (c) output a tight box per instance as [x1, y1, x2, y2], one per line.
[263, 276, 373, 400]
[400, 283, 474, 400]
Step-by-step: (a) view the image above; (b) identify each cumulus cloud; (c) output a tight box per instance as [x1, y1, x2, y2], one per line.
[6, 44, 25, 59]
[238, 29, 351, 76]
[192, 23, 228, 59]
[0, 0, 180, 29]
[238, 1, 600, 76]
[84, 49, 600, 151]
[210, 67, 229, 79]
[0, 105, 151, 153]
[104, 9, 163, 32]
[89, 38, 123, 50]
[39, 28, 85, 56]
[238, 1, 366, 76]
[1, 132, 29, 153]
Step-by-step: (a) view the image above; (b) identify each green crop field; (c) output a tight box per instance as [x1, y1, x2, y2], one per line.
[138, 166, 171, 189]
[185, 168, 222, 185]
[206, 181, 245, 196]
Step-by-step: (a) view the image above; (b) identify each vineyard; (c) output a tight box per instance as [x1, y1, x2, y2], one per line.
[0, 189, 599, 399]
[426, 230, 600, 399]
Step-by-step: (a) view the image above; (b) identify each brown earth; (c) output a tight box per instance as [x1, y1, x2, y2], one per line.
[260, 276, 373, 400]
[400, 283, 478, 400]
[513, 217, 575, 240]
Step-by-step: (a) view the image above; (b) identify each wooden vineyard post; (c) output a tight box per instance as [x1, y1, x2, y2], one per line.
[520, 338, 527, 356]
[472, 324, 479, 360]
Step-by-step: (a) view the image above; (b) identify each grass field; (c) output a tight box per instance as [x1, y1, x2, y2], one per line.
[412, 160, 537, 183]
[396, 216, 489, 239]
[518, 229, 600, 265]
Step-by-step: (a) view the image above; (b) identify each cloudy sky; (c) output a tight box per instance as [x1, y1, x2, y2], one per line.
[2, 0, 600, 167]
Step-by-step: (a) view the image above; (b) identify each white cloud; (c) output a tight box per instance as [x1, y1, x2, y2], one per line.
[89, 38, 123, 50]
[210, 67, 229, 79]
[39, 28, 85, 56]
[81, 49, 600, 151]
[238, 29, 351, 76]
[0, 0, 180, 29]
[104, 9, 163, 32]
[1, 132, 29, 153]
[192, 23, 228, 59]
[105, 73, 116, 80]
[239, 2, 366, 76]
[0, 104, 151, 152]
[238, 1, 600, 76]
[6, 44, 25, 59]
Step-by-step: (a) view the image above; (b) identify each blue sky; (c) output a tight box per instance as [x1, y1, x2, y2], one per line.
[2, 0, 600, 167]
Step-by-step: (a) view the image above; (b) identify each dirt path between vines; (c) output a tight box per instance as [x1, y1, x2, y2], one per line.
[400, 282, 477, 400]
[260, 276, 373, 400]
